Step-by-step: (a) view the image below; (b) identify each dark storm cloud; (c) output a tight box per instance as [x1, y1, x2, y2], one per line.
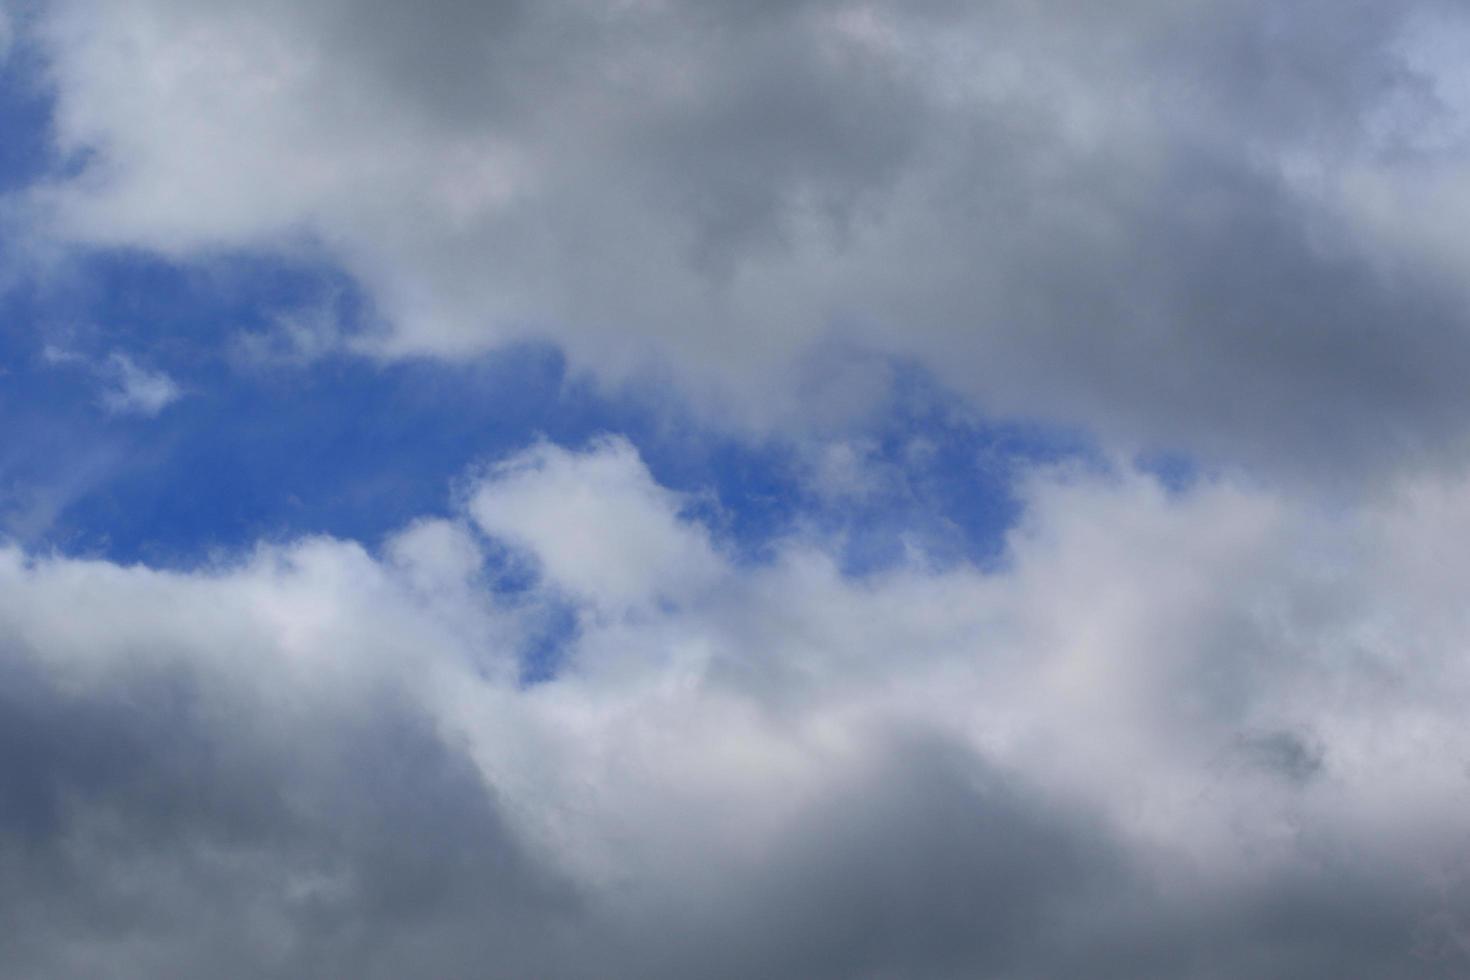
[0, 643, 578, 980]
[0, 651, 1447, 979]
[0, 439, 1464, 979]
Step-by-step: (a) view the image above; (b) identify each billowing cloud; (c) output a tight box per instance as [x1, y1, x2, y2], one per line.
[466, 437, 723, 611]
[8, 4, 1470, 973]
[0, 439, 1467, 976]
[17, 0, 1470, 475]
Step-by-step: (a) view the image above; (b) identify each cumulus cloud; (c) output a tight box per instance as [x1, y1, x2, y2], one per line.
[10, 4, 1470, 973]
[0, 439, 1467, 976]
[466, 437, 723, 611]
[16, 0, 1470, 475]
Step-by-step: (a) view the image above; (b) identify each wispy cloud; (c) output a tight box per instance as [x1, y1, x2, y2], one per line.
[41, 346, 184, 417]
[97, 352, 181, 417]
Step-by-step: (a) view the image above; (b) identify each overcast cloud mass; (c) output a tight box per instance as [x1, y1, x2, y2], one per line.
[4, 0, 1470, 976]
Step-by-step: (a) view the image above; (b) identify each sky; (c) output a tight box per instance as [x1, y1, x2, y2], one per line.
[4, 1, 1470, 976]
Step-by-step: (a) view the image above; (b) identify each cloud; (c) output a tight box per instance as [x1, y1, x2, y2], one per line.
[466, 437, 722, 611]
[38, 346, 183, 416]
[97, 352, 182, 416]
[230, 300, 355, 367]
[0, 439, 1466, 975]
[9, 4, 1470, 972]
[18, 0, 1470, 477]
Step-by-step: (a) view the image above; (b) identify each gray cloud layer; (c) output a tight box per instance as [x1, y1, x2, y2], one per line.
[0, 441, 1468, 977]
[10, 4, 1470, 975]
[19, 0, 1470, 474]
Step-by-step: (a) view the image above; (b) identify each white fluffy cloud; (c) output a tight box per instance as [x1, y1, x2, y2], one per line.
[466, 437, 722, 611]
[21, 0, 1470, 474]
[0, 438, 1467, 976]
